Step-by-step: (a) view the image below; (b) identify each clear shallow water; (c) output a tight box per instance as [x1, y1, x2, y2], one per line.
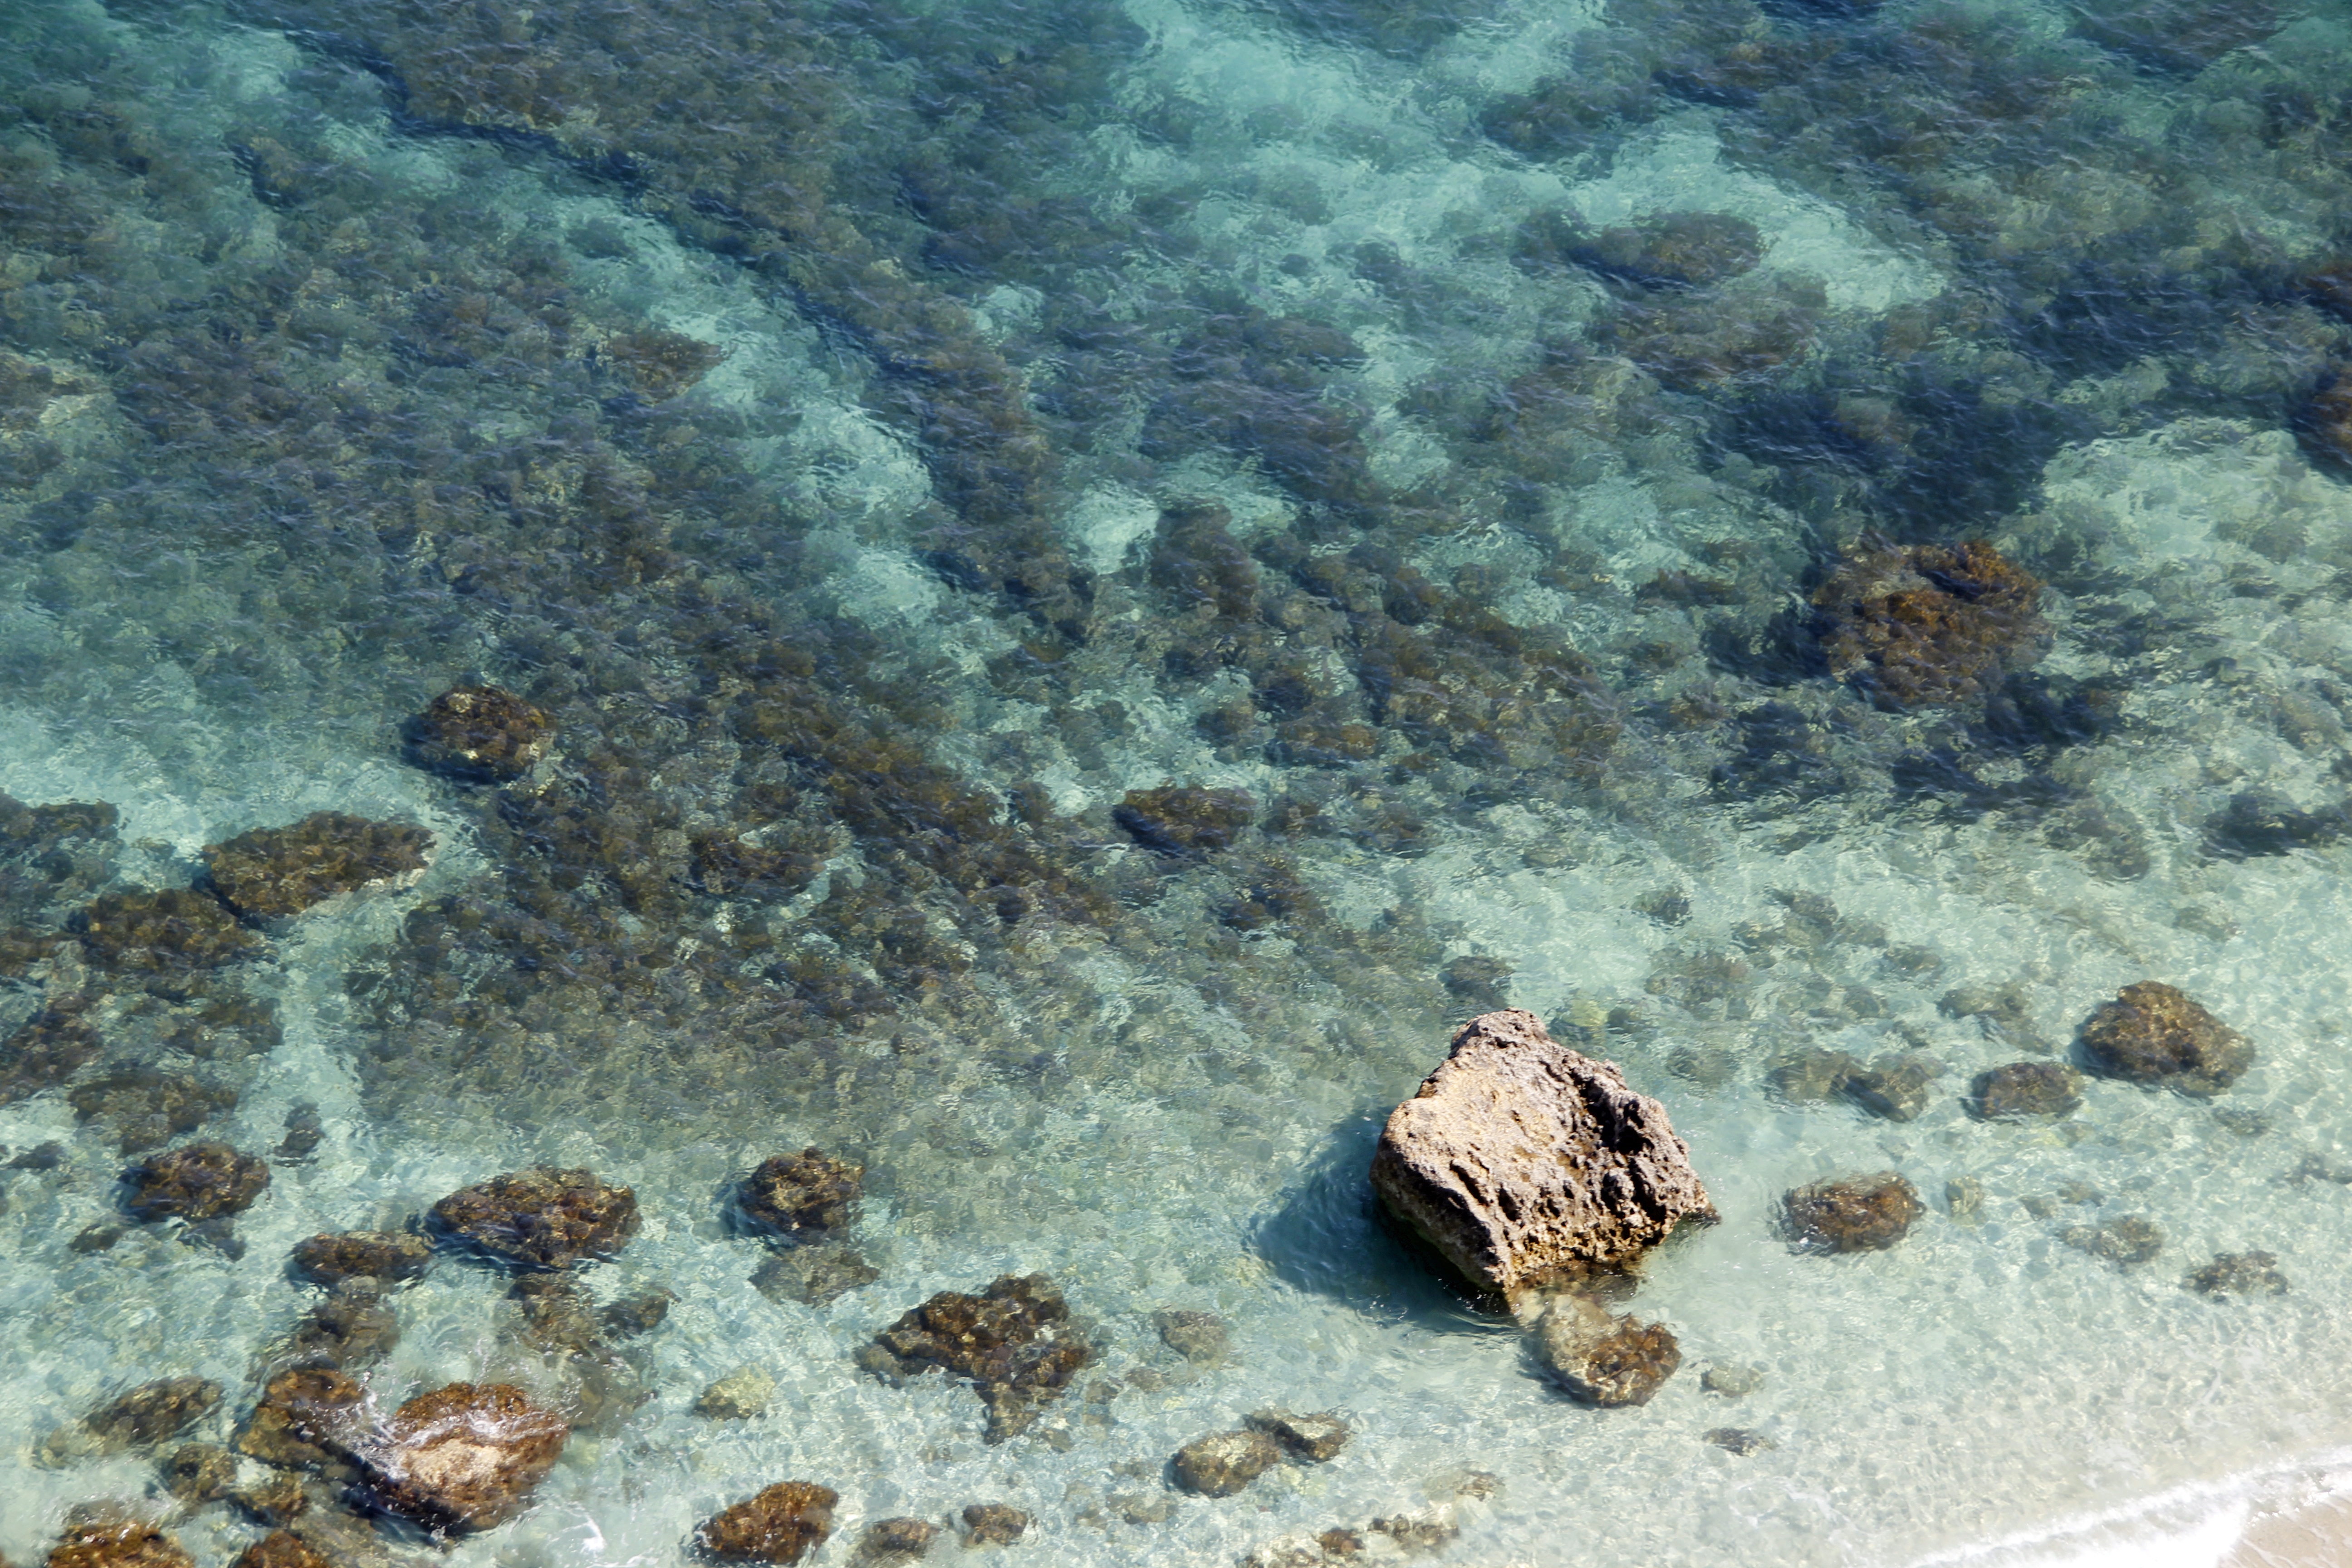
[4, 0, 2352, 1561]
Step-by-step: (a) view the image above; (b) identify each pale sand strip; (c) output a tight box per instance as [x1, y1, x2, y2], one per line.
[2225, 1494, 2352, 1567]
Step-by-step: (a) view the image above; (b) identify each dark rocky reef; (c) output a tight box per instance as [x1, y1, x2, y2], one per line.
[74, 890, 264, 972]
[123, 1143, 269, 1223]
[1970, 1061, 2083, 1118]
[1534, 1297, 1681, 1406]
[1783, 1173, 1923, 1253]
[1114, 787, 1255, 858]
[737, 1147, 862, 1240]
[237, 1367, 367, 1477]
[0, 1006, 105, 1104]
[2077, 982, 2251, 1095]
[1514, 207, 1764, 290]
[290, 1230, 433, 1286]
[45, 1520, 194, 1568]
[404, 685, 554, 782]
[72, 1070, 236, 1154]
[697, 1482, 838, 1564]
[202, 813, 434, 919]
[1370, 1009, 1714, 1303]
[430, 1167, 640, 1269]
[859, 1273, 1091, 1441]
[1812, 540, 2045, 708]
[41, 1378, 222, 1463]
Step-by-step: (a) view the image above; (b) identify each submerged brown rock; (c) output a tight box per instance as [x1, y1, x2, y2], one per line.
[123, 1143, 269, 1223]
[290, 1230, 433, 1286]
[859, 1273, 1091, 1441]
[1113, 786, 1255, 857]
[351, 1382, 568, 1533]
[1369, 1009, 1714, 1302]
[41, 1378, 222, 1463]
[430, 1167, 640, 1269]
[74, 889, 264, 971]
[1534, 1296, 1681, 1406]
[738, 1147, 862, 1239]
[1783, 1173, 1924, 1253]
[1173, 1428, 1283, 1496]
[228, 1533, 332, 1568]
[45, 1520, 194, 1568]
[2078, 982, 2252, 1095]
[406, 685, 554, 782]
[697, 1482, 838, 1564]
[236, 1366, 367, 1478]
[203, 813, 434, 919]
[1971, 1061, 2083, 1118]
[1813, 539, 2046, 708]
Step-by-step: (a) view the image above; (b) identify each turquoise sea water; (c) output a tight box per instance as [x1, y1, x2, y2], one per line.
[6, 0, 2352, 1561]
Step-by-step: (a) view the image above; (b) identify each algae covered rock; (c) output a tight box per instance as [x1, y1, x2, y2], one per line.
[160, 1442, 237, 1502]
[430, 1166, 640, 1269]
[286, 1279, 400, 1368]
[74, 890, 264, 971]
[41, 1378, 223, 1463]
[290, 1230, 433, 1286]
[0, 1006, 104, 1104]
[1812, 539, 2046, 708]
[1247, 1410, 1351, 1461]
[1843, 1053, 1938, 1122]
[1369, 1009, 1714, 1302]
[697, 1481, 838, 1564]
[751, 1242, 879, 1306]
[859, 1273, 1091, 1442]
[45, 1520, 194, 1568]
[71, 1070, 236, 1153]
[695, 1365, 776, 1419]
[1783, 1172, 1923, 1253]
[123, 1142, 269, 1223]
[2078, 982, 2252, 1095]
[1970, 1061, 2083, 1119]
[1172, 1428, 1283, 1496]
[405, 685, 554, 782]
[738, 1147, 861, 1239]
[351, 1382, 568, 1533]
[202, 813, 434, 919]
[227, 1533, 332, 1568]
[1153, 1308, 1229, 1364]
[1516, 207, 1764, 290]
[2184, 1250, 2288, 1298]
[236, 1366, 366, 1477]
[1113, 786, 1255, 857]
[1534, 1296, 1681, 1406]
[960, 1504, 1029, 1546]
[2064, 1215, 2164, 1265]
[858, 1517, 940, 1559]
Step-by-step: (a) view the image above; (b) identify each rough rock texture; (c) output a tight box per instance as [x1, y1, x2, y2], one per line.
[230, 1473, 307, 1526]
[45, 1521, 194, 1568]
[600, 1289, 676, 1338]
[1534, 1296, 1681, 1406]
[43, 1378, 221, 1461]
[289, 1230, 433, 1286]
[857, 1518, 940, 1559]
[738, 1147, 862, 1239]
[202, 814, 434, 920]
[960, 1504, 1029, 1545]
[751, 1243, 878, 1306]
[1113, 786, 1255, 857]
[1173, 1429, 1284, 1496]
[696, 1365, 776, 1419]
[1971, 1061, 2083, 1118]
[1369, 1009, 1715, 1300]
[227, 1533, 331, 1568]
[352, 1382, 568, 1533]
[71, 1070, 237, 1154]
[1813, 539, 2046, 707]
[1153, 1308, 1229, 1364]
[1843, 1053, 1938, 1122]
[697, 1482, 838, 1564]
[1705, 1427, 1775, 1455]
[287, 1280, 400, 1367]
[2078, 982, 2252, 1095]
[406, 685, 554, 782]
[1702, 1363, 1763, 1397]
[2185, 1250, 2288, 1298]
[1783, 1173, 1924, 1253]
[429, 1167, 640, 1269]
[0, 1007, 105, 1104]
[1247, 1410, 1350, 1461]
[2064, 1216, 2165, 1265]
[74, 889, 264, 971]
[236, 1367, 367, 1476]
[859, 1274, 1092, 1442]
[123, 1143, 269, 1222]
[161, 1442, 238, 1502]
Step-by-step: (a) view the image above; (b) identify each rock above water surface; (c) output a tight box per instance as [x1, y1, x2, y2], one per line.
[351, 1382, 568, 1533]
[124, 1143, 269, 1223]
[2078, 982, 2252, 1095]
[290, 1230, 433, 1286]
[1534, 1296, 1681, 1407]
[202, 813, 434, 920]
[737, 1147, 861, 1239]
[45, 1520, 194, 1568]
[430, 1167, 640, 1269]
[1970, 1061, 2084, 1119]
[859, 1274, 1091, 1442]
[406, 685, 554, 782]
[1173, 1428, 1284, 1496]
[697, 1482, 838, 1564]
[1369, 1009, 1715, 1302]
[1782, 1173, 1924, 1253]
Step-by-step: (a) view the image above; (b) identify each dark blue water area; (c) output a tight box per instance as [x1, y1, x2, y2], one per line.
[5, 0, 2352, 1560]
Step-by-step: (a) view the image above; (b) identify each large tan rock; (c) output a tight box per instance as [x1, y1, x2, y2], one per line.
[1370, 1009, 1714, 1301]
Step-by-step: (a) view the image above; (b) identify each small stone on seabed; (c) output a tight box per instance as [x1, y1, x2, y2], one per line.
[696, 1365, 776, 1419]
[159, 1443, 235, 1502]
[290, 1230, 432, 1286]
[2064, 1216, 2165, 1266]
[738, 1147, 862, 1238]
[1970, 1062, 2083, 1119]
[856, 1517, 939, 1559]
[1705, 1427, 1776, 1455]
[228, 1533, 331, 1568]
[1172, 1428, 1283, 1496]
[2078, 981, 2252, 1095]
[1247, 1410, 1350, 1461]
[1535, 1296, 1681, 1406]
[1782, 1172, 1923, 1253]
[698, 1484, 838, 1564]
[2184, 1250, 2288, 1298]
[1701, 1363, 1763, 1397]
[1153, 1308, 1228, 1363]
[41, 1377, 221, 1462]
[859, 1274, 1090, 1442]
[752, 1242, 878, 1305]
[961, 1504, 1029, 1545]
